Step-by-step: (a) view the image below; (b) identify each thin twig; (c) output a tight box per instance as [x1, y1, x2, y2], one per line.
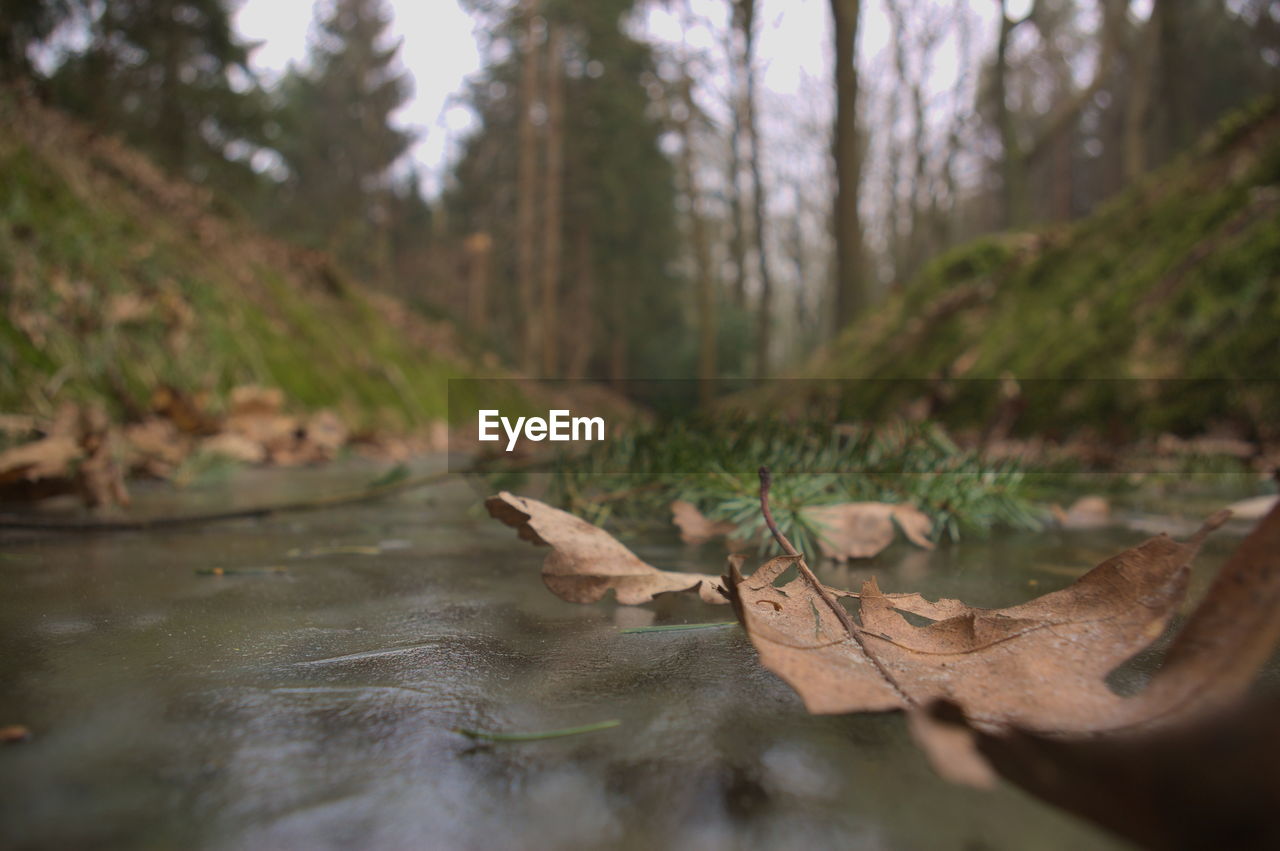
[757, 465, 799, 556]
[757, 464, 912, 705]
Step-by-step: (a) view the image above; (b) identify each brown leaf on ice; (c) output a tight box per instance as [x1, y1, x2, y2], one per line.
[725, 510, 1237, 733]
[669, 499, 933, 559]
[669, 500, 738, 544]
[1224, 493, 1277, 520]
[804, 502, 935, 560]
[1051, 495, 1111, 529]
[1130, 496, 1280, 727]
[123, 417, 192, 477]
[487, 491, 725, 605]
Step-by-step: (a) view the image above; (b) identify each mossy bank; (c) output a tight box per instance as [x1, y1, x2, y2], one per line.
[804, 97, 1280, 441]
[0, 91, 484, 432]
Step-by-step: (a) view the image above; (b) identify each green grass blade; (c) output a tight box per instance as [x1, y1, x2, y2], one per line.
[453, 719, 622, 742]
[619, 621, 738, 634]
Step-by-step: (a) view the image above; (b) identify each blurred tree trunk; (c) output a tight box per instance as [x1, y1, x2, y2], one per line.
[725, 23, 748, 309]
[516, 0, 540, 368]
[737, 0, 774, 379]
[994, 0, 1027, 228]
[565, 226, 594, 380]
[830, 0, 863, 331]
[883, 0, 933, 281]
[159, 27, 183, 173]
[540, 23, 564, 376]
[999, 0, 1123, 227]
[676, 69, 716, 406]
[1124, 4, 1159, 182]
[1154, 1, 1188, 163]
[609, 311, 626, 385]
[464, 232, 492, 332]
[935, 4, 972, 251]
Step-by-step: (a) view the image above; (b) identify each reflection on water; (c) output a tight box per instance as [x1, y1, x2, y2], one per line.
[0, 464, 1262, 849]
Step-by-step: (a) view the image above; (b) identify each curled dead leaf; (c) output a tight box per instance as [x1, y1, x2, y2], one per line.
[725, 510, 1237, 734]
[487, 492, 725, 605]
[1051, 495, 1111, 530]
[922, 696, 1280, 851]
[0, 435, 81, 484]
[670, 498, 934, 560]
[669, 499, 738, 544]
[804, 502, 934, 560]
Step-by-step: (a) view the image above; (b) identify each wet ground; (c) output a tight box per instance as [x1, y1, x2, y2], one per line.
[0, 461, 1270, 850]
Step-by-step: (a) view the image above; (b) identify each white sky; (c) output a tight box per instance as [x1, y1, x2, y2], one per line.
[234, 0, 1005, 196]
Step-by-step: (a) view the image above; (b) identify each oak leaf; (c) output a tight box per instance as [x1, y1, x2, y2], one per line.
[669, 499, 738, 545]
[724, 510, 1235, 734]
[669, 499, 934, 560]
[805, 502, 934, 560]
[486, 492, 725, 605]
[915, 694, 1280, 851]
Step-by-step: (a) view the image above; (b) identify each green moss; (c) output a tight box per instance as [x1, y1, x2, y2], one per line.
[808, 97, 1280, 437]
[0, 95, 494, 427]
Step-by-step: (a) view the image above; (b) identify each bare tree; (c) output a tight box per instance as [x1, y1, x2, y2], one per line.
[995, 0, 1127, 227]
[724, 16, 749, 309]
[516, 0, 541, 366]
[735, 0, 775, 378]
[674, 66, 717, 405]
[830, 0, 863, 330]
[540, 22, 564, 375]
[1124, 1, 1160, 182]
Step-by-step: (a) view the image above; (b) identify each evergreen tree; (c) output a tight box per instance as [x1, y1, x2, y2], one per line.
[1, 0, 73, 81]
[47, 0, 264, 186]
[271, 0, 415, 281]
[448, 0, 685, 380]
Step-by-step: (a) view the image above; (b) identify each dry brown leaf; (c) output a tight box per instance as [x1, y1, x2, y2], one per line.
[123, 417, 191, 477]
[1225, 493, 1277, 520]
[487, 491, 725, 605]
[200, 432, 268, 464]
[669, 499, 933, 559]
[224, 408, 300, 458]
[75, 406, 129, 508]
[0, 435, 81, 484]
[1051, 495, 1111, 529]
[1132, 496, 1280, 726]
[805, 502, 934, 560]
[0, 414, 38, 436]
[906, 702, 998, 789]
[229, 385, 285, 417]
[669, 499, 738, 544]
[924, 695, 1280, 851]
[301, 410, 348, 457]
[725, 510, 1234, 733]
[150, 385, 218, 435]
